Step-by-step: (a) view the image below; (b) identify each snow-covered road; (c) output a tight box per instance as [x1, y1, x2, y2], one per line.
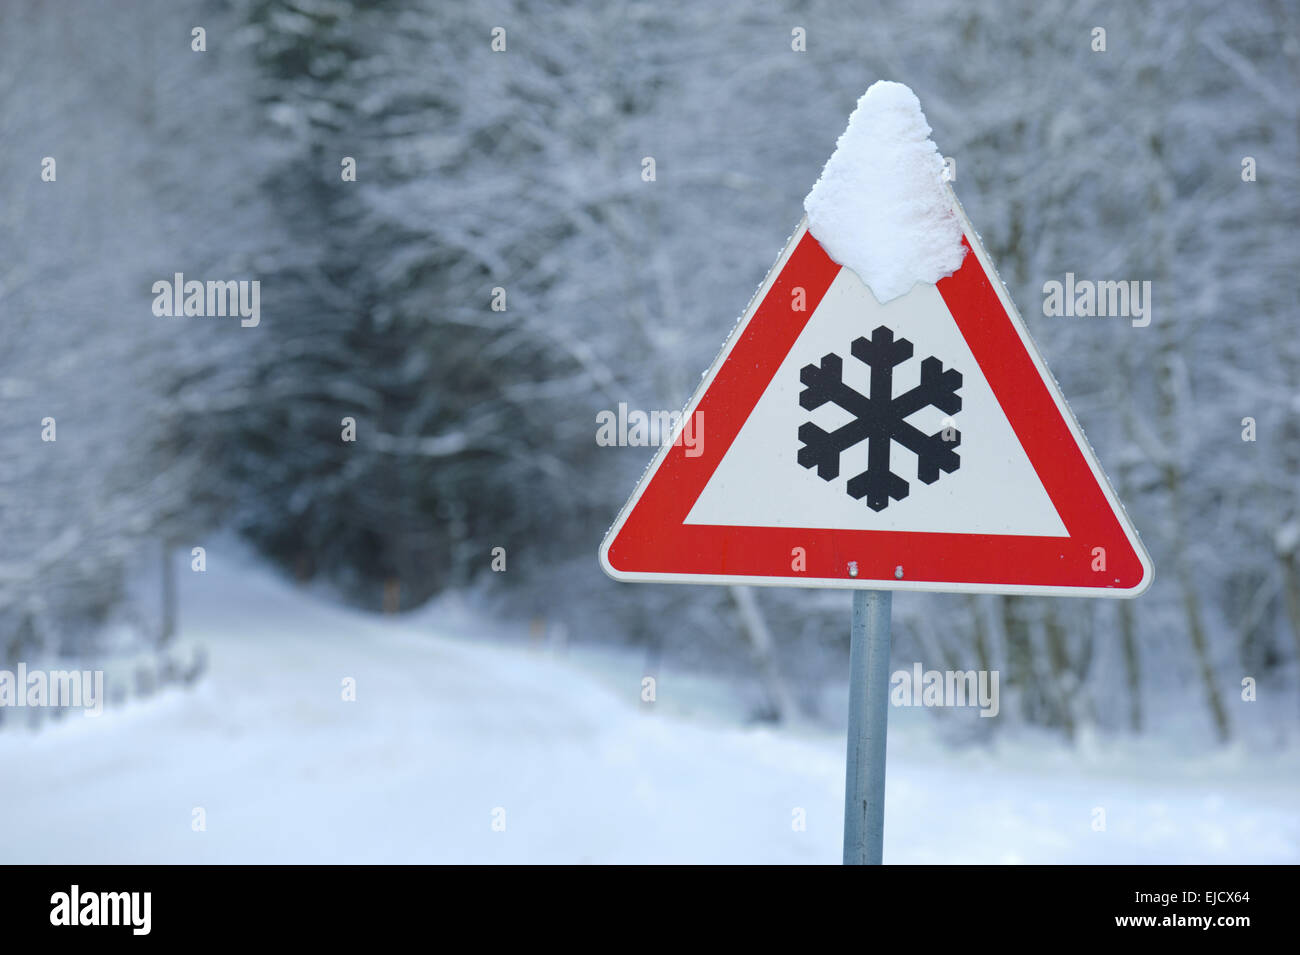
[1, 557, 1296, 864]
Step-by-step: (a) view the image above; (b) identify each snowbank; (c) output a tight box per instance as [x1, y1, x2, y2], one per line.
[804, 81, 965, 302]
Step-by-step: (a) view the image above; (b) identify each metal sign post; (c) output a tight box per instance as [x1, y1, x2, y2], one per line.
[842, 589, 892, 865]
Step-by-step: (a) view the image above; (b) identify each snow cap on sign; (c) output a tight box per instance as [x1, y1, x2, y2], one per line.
[803, 81, 965, 303]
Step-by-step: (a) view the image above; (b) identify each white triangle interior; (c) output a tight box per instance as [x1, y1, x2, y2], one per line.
[684, 264, 1068, 537]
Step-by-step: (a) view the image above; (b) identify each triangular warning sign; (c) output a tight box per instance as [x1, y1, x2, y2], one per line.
[600, 194, 1152, 596]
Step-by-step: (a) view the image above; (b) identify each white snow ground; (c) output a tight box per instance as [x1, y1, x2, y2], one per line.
[0, 554, 1296, 864]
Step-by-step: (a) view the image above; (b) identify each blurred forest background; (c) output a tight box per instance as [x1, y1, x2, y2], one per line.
[1, 0, 1297, 743]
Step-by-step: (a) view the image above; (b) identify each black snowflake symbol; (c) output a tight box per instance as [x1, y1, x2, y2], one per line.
[797, 325, 962, 512]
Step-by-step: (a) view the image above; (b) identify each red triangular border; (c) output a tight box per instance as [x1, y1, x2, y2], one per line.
[601, 210, 1152, 596]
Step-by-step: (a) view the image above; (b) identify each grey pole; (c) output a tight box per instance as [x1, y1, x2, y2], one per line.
[842, 589, 893, 865]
